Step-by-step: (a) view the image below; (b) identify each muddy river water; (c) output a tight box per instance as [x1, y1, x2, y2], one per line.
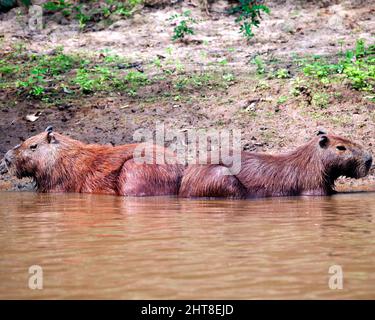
[0, 191, 374, 299]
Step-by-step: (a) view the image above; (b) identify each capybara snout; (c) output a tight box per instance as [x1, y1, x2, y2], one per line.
[0, 144, 21, 175]
[1, 131, 54, 179]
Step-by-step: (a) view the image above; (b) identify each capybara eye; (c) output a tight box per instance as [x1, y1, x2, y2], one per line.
[30, 144, 38, 150]
[336, 145, 346, 151]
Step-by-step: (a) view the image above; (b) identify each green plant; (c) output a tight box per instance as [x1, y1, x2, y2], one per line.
[277, 96, 288, 105]
[229, 0, 270, 40]
[43, 0, 142, 30]
[30, 85, 45, 96]
[174, 59, 185, 73]
[190, 73, 212, 88]
[223, 73, 235, 83]
[152, 57, 162, 68]
[73, 65, 118, 93]
[301, 40, 374, 91]
[312, 92, 329, 109]
[45, 53, 75, 75]
[169, 10, 196, 41]
[354, 38, 366, 57]
[290, 77, 308, 96]
[0, 61, 18, 75]
[124, 70, 148, 85]
[174, 72, 214, 92]
[123, 70, 148, 96]
[218, 58, 228, 66]
[74, 5, 91, 29]
[275, 68, 290, 79]
[254, 79, 270, 91]
[16, 66, 48, 97]
[43, 0, 71, 12]
[74, 68, 96, 93]
[103, 0, 142, 17]
[252, 56, 265, 74]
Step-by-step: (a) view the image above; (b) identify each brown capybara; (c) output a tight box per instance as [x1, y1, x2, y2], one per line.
[0, 127, 183, 196]
[179, 131, 373, 198]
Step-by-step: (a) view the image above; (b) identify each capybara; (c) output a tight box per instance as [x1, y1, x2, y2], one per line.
[179, 131, 373, 198]
[0, 127, 183, 196]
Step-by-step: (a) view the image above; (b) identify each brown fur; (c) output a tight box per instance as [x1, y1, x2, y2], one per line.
[179, 133, 373, 198]
[1, 130, 183, 196]
[1, 131, 372, 198]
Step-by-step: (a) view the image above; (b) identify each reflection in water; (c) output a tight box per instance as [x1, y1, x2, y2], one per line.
[0, 191, 374, 299]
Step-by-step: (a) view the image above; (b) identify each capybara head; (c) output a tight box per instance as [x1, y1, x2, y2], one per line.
[0, 126, 66, 179]
[315, 131, 372, 179]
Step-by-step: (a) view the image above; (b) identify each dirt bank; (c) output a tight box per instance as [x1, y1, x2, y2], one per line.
[0, 0, 374, 191]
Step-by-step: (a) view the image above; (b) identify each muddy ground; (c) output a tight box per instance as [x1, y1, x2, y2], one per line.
[0, 0, 374, 192]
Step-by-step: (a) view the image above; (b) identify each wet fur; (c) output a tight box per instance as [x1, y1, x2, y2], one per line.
[179, 134, 372, 198]
[3, 132, 183, 196]
[1, 131, 372, 198]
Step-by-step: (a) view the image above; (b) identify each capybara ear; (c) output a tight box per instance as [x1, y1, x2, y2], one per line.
[47, 132, 57, 144]
[319, 135, 329, 148]
[317, 130, 327, 136]
[45, 126, 53, 133]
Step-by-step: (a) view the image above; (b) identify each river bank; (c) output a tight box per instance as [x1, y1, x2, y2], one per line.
[0, 0, 374, 191]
